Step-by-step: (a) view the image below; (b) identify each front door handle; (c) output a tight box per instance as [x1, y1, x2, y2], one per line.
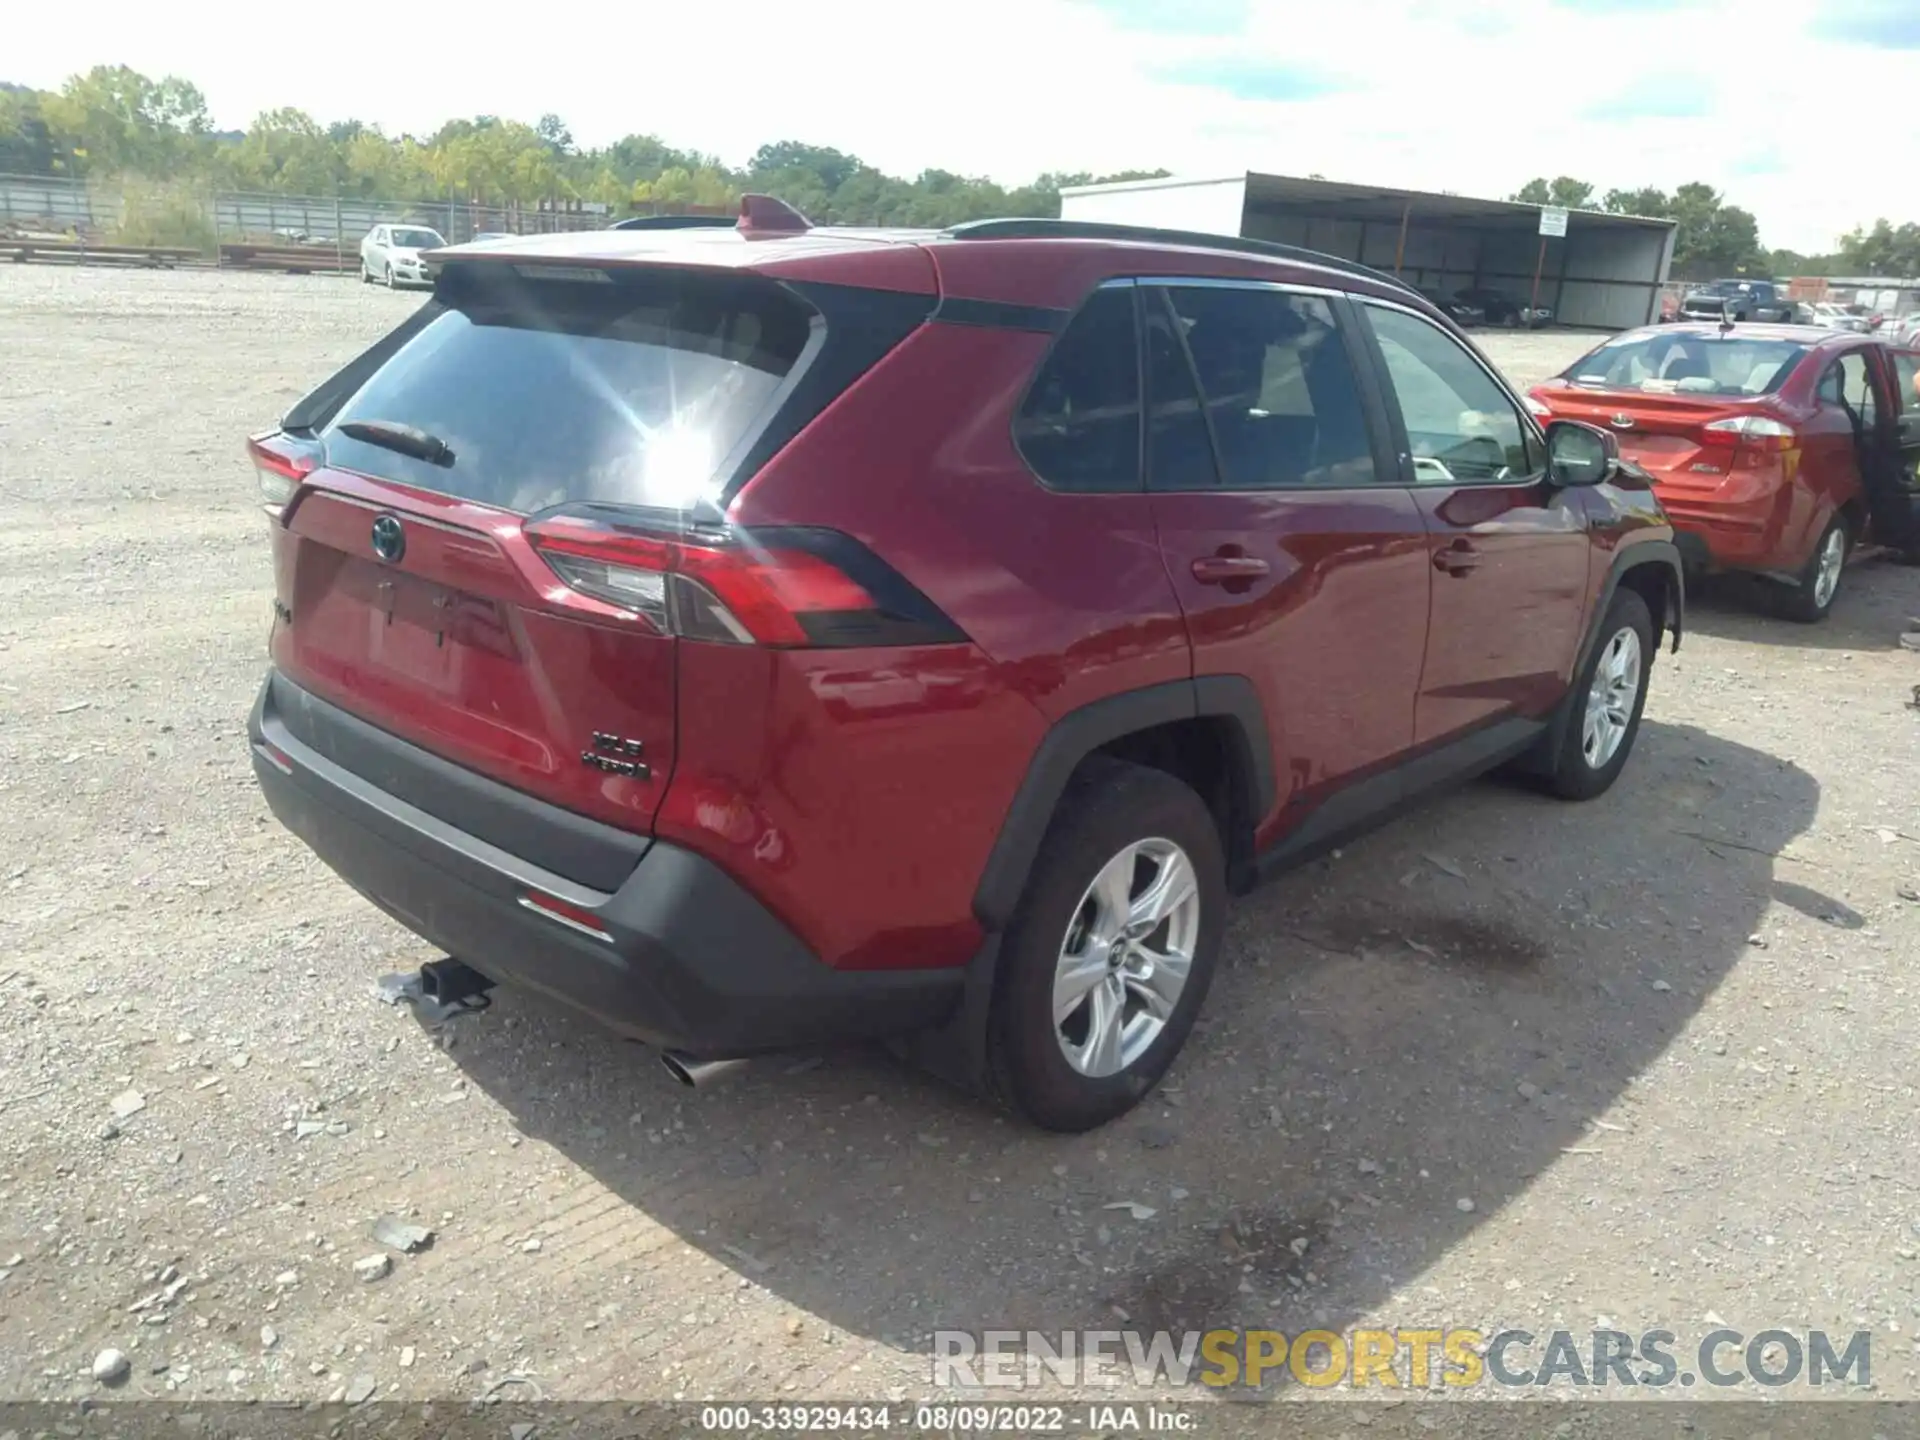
[1191, 555, 1271, 585]
[1433, 541, 1481, 575]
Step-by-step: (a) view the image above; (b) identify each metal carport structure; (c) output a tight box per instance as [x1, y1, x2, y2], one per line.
[1058, 172, 1678, 330]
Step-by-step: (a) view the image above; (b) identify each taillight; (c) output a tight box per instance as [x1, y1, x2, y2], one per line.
[247, 432, 318, 518]
[1700, 415, 1798, 452]
[524, 517, 966, 649]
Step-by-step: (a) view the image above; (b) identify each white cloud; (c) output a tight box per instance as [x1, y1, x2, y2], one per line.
[7, 0, 1913, 253]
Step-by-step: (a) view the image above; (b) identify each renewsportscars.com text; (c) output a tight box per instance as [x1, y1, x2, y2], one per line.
[932, 1327, 1871, 1390]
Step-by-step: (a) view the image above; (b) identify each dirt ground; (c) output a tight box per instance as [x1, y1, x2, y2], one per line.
[2, 266, 1919, 1406]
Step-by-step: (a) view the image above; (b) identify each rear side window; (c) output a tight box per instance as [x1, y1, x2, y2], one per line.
[1894, 352, 1919, 410]
[1013, 287, 1141, 492]
[323, 268, 813, 514]
[1566, 334, 1808, 397]
[1162, 286, 1376, 489]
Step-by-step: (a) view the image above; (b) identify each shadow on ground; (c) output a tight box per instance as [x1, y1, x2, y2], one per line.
[430, 717, 1817, 1390]
[1683, 554, 1920, 653]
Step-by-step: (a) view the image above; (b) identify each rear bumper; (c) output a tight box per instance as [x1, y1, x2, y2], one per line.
[1660, 507, 1780, 570]
[249, 673, 963, 1056]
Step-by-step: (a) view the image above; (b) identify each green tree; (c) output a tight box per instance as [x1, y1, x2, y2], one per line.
[0, 85, 61, 173]
[1511, 176, 1594, 209]
[1602, 186, 1670, 218]
[41, 65, 211, 175]
[1666, 181, 1764, 276]
[748, 141, 861, 194]
[1837, 220, 1920, 277]
[222, 108, 341, 194]
[536, 113, 574, 156]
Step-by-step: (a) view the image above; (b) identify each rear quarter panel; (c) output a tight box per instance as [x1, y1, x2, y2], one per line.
[678, 320, 1190, 970]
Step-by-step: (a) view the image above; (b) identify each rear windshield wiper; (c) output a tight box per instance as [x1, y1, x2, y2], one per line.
[335, 420, 456, 468]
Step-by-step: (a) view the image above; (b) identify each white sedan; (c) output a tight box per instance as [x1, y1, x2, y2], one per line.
[1807, 302, 1869, 332]
[360, 224, 447, 289]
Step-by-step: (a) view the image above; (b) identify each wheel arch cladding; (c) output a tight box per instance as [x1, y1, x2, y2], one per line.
[1539, 540, 1682, 767]
[1596, 540, 1684, 663]
[970, 677, 1275, 933]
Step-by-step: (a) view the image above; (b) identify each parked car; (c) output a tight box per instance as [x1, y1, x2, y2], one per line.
[1455, 286, 1552, 329]
[1531, 323, 1920, 620]
[246, 204, 1682, 1131]
[1416, 286, 1484, 327]
[1808, 302, 1870, 333]
[359, 224, 447, 288]
[1679, 279, 1794, 323]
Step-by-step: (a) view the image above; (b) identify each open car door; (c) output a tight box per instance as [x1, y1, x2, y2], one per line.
[1869, 347, 1920, 555]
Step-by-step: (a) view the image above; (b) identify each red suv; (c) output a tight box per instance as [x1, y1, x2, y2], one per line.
[246, 202, 1682, 1131]
[1532, 324, 1920, 620]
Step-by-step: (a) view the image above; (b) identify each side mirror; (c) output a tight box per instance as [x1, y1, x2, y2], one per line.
[1545, 419, 1617, 487]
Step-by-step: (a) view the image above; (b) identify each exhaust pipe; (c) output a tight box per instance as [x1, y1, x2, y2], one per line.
[418, 958, 494, 1007]
[661, 1051, 750, 1088]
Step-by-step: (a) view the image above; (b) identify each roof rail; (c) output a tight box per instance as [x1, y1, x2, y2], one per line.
[608, 214, 736, 232]
[943, 217, 1417, 296]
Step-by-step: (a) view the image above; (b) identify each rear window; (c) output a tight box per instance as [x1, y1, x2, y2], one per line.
[322, 268, 813, 513]
[1563, 333, 1809, 397]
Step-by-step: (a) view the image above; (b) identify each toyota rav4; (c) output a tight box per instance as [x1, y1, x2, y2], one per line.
[247, 199, 1682, 1131]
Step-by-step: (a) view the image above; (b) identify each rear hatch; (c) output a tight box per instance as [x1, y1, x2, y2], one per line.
[259, 262, 822, 837]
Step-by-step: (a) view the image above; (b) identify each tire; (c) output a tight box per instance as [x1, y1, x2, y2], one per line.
[359, 261, 371, 285]
[1777, 515, 1847, 623]
[986, 758, 1226, 1132]
[1502, 312, 1519, 330]
[1542, 589, 1654, 801]
[384, 264, 395, 289]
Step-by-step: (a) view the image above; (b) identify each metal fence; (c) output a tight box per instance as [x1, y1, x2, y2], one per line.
[0, 172, 100, 230]
[0, 173, 618, 249]
[209, 190, 611, 246]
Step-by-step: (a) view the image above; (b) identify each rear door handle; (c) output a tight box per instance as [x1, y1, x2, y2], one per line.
[1191, 555, 1271, 584]
[1433, 541, 1482, 575]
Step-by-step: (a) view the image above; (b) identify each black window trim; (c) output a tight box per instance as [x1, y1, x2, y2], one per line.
[1007, 277, 1147, 495]
[1353, 295, 1550, 490]
[1148, 284, 1229, 492]
[1132, 274, 1403, 496]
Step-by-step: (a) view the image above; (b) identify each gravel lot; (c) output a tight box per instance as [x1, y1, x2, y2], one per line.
[3, 266, 1919, 1405]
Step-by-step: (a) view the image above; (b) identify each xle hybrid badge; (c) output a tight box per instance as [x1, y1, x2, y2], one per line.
[582, 731, 649, 779]
[370, 514, 406, 563]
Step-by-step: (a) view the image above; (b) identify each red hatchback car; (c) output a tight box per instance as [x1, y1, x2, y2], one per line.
[247, 202, 1681, 1130]
[1532, 325, 1920, 620]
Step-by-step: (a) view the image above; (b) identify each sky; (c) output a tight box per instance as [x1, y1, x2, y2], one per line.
[8, 0, 1916, 254]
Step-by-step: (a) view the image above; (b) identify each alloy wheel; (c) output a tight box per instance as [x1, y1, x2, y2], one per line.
[1581, 626, 1643, 769]
[1052, 838, 1200, 1078]
[1812, 526, 1846, 610]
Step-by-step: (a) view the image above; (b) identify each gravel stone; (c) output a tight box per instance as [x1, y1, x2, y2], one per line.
[92, 1349, 130, 1384]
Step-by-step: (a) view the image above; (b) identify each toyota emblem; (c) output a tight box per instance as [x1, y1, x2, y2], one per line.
[370, 514, 406, 563]
[1610, 414, 1636, 429]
